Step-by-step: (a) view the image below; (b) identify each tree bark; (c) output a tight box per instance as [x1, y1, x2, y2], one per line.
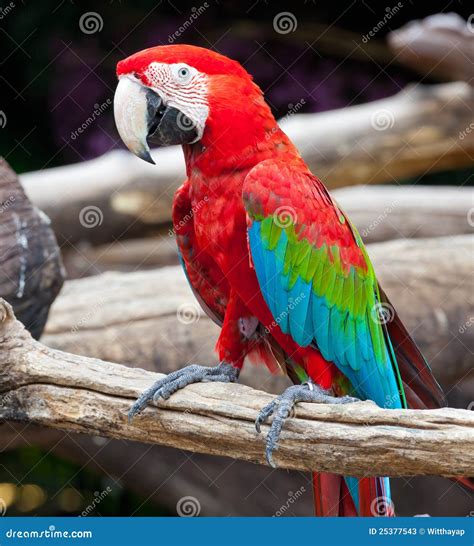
[60, 184, 474, 277]
[0, 159, 64, 338]
[0, 299, 472, 477]
[43, 235, 474, 386]
[20, 83, 474, 246]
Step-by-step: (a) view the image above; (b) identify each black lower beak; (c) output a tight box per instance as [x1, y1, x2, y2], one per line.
[145, 88, 198, 148]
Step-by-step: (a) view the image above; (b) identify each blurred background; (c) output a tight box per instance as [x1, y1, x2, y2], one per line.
[0, 0, 473, 517]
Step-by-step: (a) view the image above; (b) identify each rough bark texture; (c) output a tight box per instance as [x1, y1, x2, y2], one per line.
[0, 159, 64, 338]
[0, 299, 473, 477]
[43, 235, 474, 386]
[20, 83, 473, 246]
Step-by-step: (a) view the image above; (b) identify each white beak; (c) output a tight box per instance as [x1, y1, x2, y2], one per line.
[113, 76, 155, 164]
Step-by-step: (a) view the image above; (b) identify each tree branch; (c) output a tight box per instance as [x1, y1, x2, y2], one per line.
[20, 83, 473, 246]
[0, 299, 472, 477]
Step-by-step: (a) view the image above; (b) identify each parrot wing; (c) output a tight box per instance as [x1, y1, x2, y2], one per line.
[242, 159, 443, 408]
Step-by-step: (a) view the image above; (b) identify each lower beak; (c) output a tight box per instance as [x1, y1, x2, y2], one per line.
[114, 76, 198, 165]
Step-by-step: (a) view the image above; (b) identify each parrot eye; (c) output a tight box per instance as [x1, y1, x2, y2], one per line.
[174, 64, 193, 84]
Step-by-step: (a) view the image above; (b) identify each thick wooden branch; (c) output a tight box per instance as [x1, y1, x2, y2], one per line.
[388, 13, 474, 84]
[20, 83, 473, 245]
[0, 159, 64, 338]
[43, 236, 474, 386]
[60, 184, 474, 277]
[0, 299, 473, 477]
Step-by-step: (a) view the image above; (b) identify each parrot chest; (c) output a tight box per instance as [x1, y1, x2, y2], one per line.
[190, 175, 248, 265]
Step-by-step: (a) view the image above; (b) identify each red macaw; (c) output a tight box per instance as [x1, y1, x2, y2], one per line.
[113, 44, 448, 516]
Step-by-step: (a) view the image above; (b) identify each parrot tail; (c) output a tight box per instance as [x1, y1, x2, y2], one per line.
[312, 473, 395, 517]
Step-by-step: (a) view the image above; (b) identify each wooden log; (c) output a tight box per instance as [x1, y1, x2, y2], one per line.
[43, 235, 474, 386]
[0, 159, 64, 338]
[20, 83, 474, 245]
[388, 13, 474, 84]
[59, 184, 474, 277]
[0, 299, 472, 477]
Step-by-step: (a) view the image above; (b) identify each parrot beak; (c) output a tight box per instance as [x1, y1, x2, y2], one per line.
[114, 76, 199, 165]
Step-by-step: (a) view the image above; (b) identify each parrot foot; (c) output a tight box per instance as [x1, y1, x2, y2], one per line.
[255, 381, 359, 468]
[128, 362, 239, 421]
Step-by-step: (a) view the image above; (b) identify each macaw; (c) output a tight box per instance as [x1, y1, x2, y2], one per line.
[113, 44, 448, 516]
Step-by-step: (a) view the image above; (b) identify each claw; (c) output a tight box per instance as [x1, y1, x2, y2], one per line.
[256, 381, 360, 468]
[128, 362, 239, 421]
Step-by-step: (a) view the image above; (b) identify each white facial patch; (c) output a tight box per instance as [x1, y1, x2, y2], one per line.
[144, 62, 209, 141]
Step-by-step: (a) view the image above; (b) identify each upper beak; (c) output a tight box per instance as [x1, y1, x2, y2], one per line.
[114, 76, 157, 164]
[114, 76, 199, 165]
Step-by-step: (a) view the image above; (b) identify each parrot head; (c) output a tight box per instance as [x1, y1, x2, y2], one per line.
[114, 44, 274, 165]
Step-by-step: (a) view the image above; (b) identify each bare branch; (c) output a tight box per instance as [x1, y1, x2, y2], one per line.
[0, 300, 472, 477]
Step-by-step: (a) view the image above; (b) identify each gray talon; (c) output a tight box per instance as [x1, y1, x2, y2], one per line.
[128, 362, 239, 421]
[255, 381, 359, 467]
